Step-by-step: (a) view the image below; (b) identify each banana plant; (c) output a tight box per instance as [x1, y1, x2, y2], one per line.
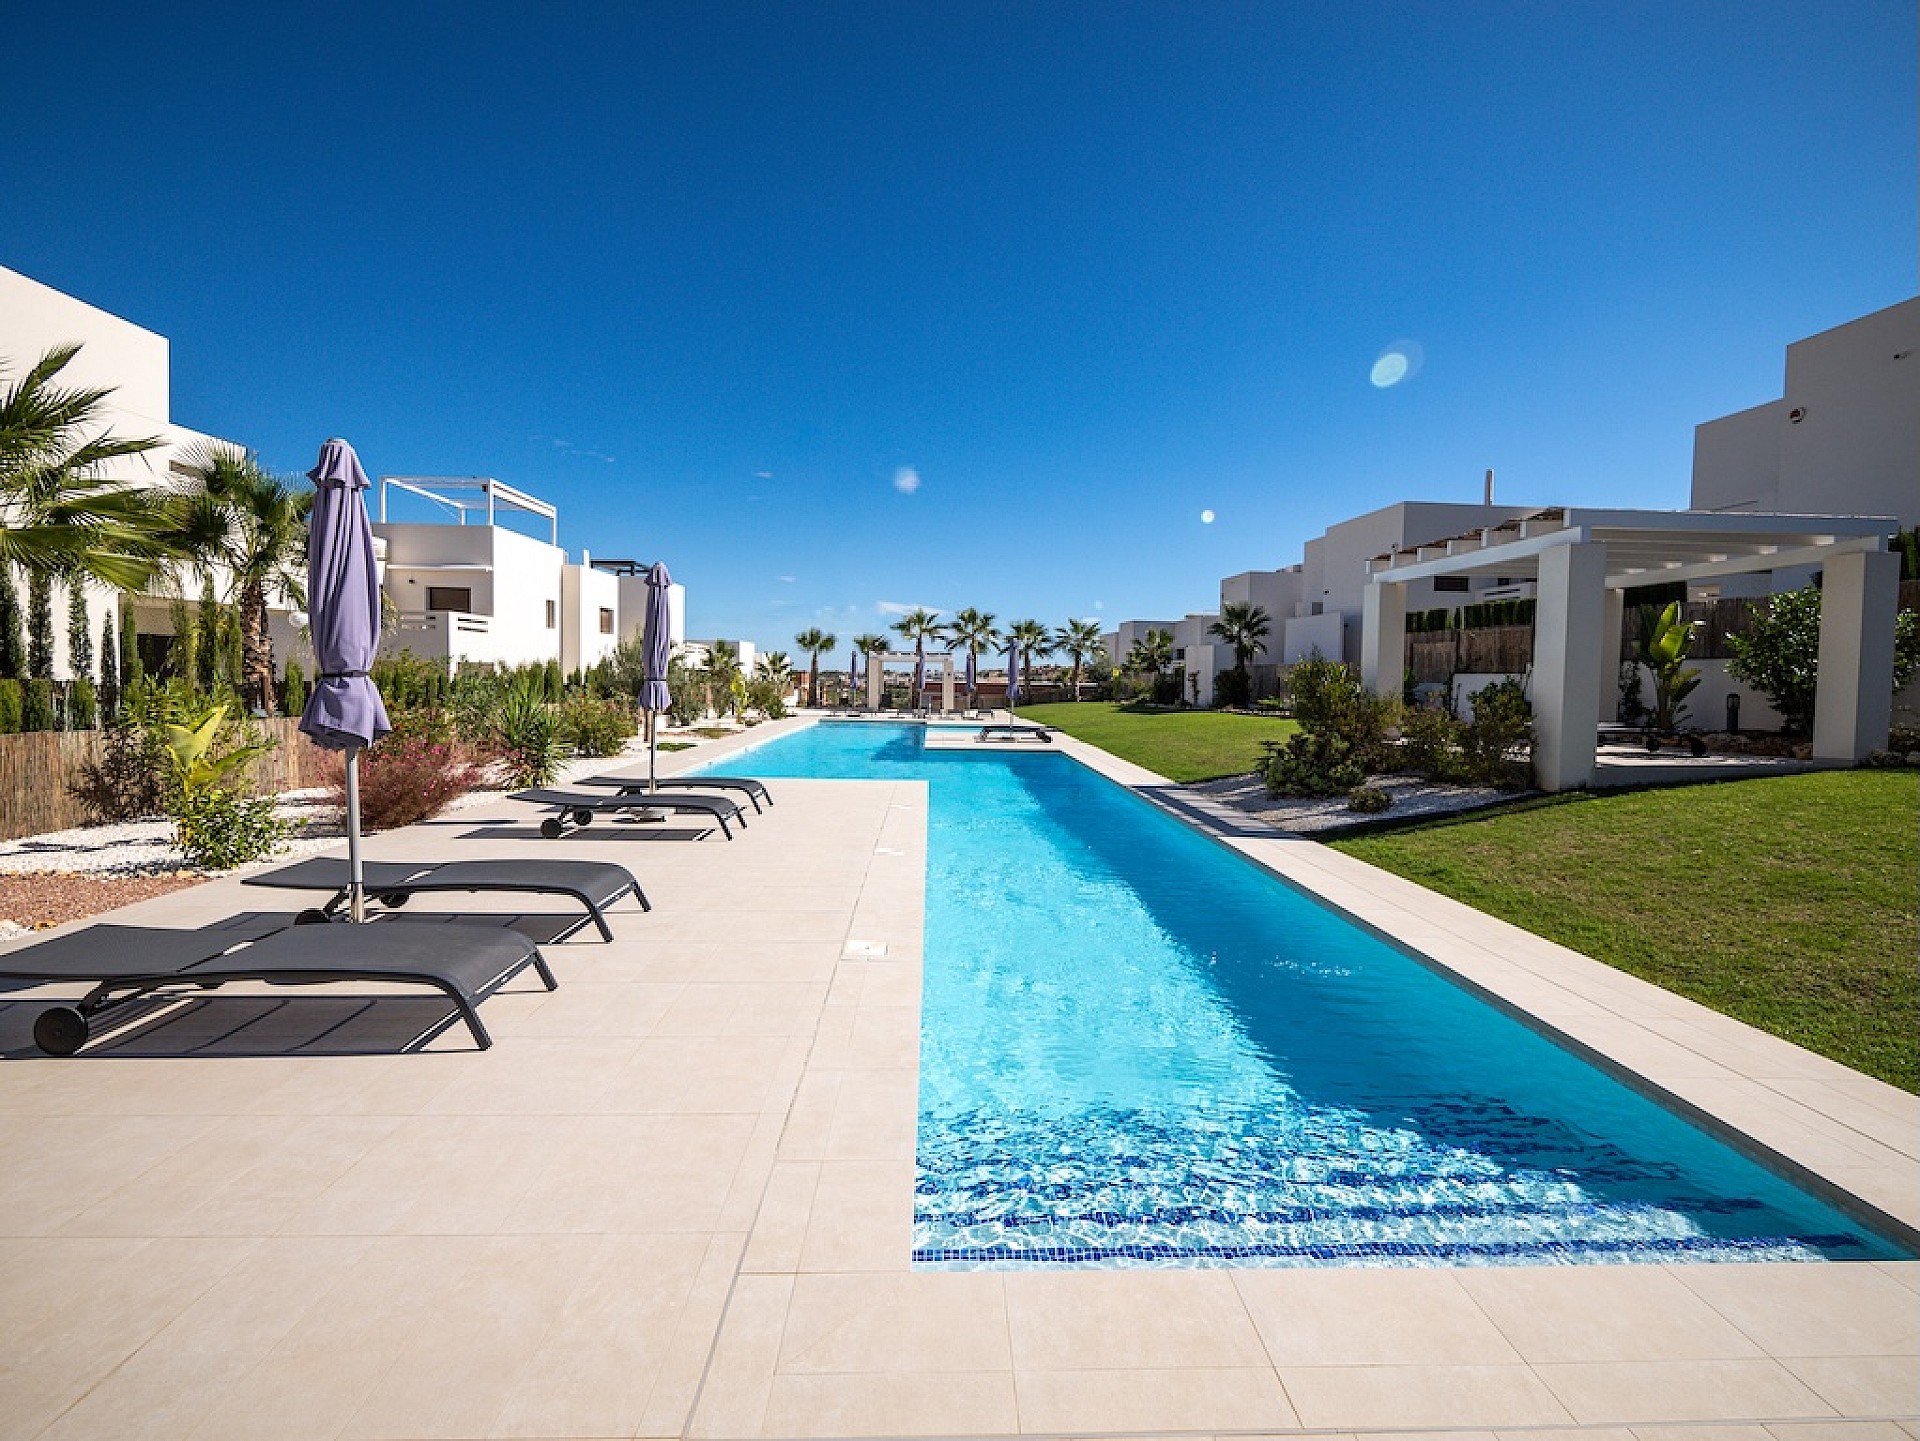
[1636, 601, 1702, 732]
[162, 702, 272, 795]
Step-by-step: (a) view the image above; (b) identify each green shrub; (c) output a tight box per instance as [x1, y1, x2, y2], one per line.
[557, 695, 637, 756]
[173, 786, 289, 869]
[0, 679, 21, 734]
[1260, 732, 1367, 797]
[1399, 704, 1464, 777]
[1347, 783, 1394, 814]
[1459, 678, 1534, 788]
[69, 722, 169, 822]
[491, 673, 567, 787]
[385, 705, 457, 746]
[68, 678, 98, 731]
[22, 678, 55, 731]
[1213, 668, 1251, 709]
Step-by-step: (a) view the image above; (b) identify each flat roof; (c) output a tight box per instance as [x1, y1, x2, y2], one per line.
[1368, 506, 1898, 589]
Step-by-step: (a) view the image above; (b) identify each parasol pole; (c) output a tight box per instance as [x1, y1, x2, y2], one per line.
[344, 745, 366, 922]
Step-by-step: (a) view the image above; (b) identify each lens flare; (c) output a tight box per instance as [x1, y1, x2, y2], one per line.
[1370, 339, 1425, 389]
[1200, 509, 1216, 524]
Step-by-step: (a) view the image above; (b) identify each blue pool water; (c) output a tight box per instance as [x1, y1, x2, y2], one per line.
[716, 722, 1906, 1269]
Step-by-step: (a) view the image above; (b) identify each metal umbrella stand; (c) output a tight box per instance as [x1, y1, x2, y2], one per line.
[638, 562, 675, 796]
[299, 438, 392, 922]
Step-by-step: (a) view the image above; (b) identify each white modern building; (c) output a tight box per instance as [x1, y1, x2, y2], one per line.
[1693, 297, 1918, 531]
[593, 559, 687, 652]
[1360, 508, 1901, 789]
[375, 476, 662, 676]
[0, 264, 268, 682]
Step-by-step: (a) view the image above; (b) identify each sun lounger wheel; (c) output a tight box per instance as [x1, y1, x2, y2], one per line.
[34, 1006, 88, 1056]
[571, 809, 595, 827]
[540, 817, 564, 839]
[295, 908, 332, 926]
[374, 891, 410, 907]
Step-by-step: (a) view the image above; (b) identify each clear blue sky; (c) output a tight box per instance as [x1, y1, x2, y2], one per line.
[3, 2, 1913, 658]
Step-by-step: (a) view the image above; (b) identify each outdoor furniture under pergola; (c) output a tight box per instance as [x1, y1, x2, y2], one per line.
[1358, 507, 1902, 791]
[864, 651, 958, 713]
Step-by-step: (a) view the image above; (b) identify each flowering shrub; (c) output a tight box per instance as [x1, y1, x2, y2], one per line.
[335, 735, 487, 832]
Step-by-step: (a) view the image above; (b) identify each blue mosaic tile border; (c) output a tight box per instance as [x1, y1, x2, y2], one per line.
[912, 1231, 1870, 1266]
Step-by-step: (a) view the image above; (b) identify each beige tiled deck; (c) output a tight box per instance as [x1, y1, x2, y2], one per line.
[0, 716, 1914, 1440]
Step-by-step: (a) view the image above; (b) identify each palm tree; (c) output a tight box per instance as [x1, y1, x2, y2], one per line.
[1055, 617, 1105, 701]
[0, 345, 171, 589]
[1126, 628, 1174, 701]
[1208, 601, 1271, 704]
[793, 626, 835, 707]
[853, 632, 889, 705]
[706, 641, 743, 717]
[173, 446, 312, 713]
[755, 650, 793, 688]
[943, 607, 1000, 710]
[1006, 618, 1052, 705]
[889, 607, 942, 706]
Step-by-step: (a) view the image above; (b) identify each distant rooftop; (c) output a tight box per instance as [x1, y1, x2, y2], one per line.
[378, 476, 557, 545]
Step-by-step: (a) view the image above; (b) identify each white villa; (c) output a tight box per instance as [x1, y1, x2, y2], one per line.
[1108, 296, 1917, 777]
[0, 264, 686, 688]
[0, 265, 254, 680]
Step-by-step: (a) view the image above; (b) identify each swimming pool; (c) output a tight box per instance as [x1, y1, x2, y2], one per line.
[717, 722, 1906, 1269]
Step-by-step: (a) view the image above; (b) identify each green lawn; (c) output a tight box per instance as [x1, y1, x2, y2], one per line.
[1330, 771, 1920, 1091]
[1015, 701, 1296, 782]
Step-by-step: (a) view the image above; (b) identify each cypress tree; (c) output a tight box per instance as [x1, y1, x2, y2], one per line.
[27, 571, 54, 679]
[120, 602, 144, 689]
[0, 564, 25, 678]
[99, 614, 120, 722]
[67, 582, 92, 679]
[169, 599, 196, 685]
[195, 582, 220, 694]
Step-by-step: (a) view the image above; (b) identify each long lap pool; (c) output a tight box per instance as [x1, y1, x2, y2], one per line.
[715, 721, 1906, 1269]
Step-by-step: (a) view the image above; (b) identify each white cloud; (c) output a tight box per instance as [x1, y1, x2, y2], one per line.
[1093, 600, 1105, 611]
[777, 574, 796, 584]
[876, 600, 943, 617]
[892, 466, 921, 495]
[755, 470, 774, 480]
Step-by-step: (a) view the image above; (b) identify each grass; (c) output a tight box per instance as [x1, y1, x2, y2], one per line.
[1330, 771, 1920, 1092]
[1015, 701, 1297, 783]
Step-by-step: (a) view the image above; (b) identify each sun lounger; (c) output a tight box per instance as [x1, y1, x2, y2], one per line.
[574, 774, 772, 813]
[508, 787, 745, 839]
[1, 921, 554, 1055]
[977, 723, 1052, 742]
[242, 857, 649, 941]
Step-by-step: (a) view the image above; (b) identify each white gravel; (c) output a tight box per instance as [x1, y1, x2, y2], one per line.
[1187, 771, 1528, 833]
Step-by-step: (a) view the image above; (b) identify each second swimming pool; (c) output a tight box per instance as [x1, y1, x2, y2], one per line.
[718, 722, 1903, 1269]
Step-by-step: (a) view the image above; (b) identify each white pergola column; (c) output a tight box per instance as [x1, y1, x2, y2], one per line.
[1812, 548, 1899, 762]
[1599, 587, 1625, 722]
[941, 663, 956, 714]
[1359, 579, 1407, 695]
[1533, 541, 1607, 792]
[866, 655, 883, 710]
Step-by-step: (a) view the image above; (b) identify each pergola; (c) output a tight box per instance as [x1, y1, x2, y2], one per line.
[865, 652, 956, 712]
[1358, 508, 1902, 791]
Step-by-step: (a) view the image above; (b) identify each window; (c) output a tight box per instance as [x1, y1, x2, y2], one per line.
[1433, 575, 1470, 593]
[426, 586, 472, 611]
[598, 607, 614, 635]
[545, 599, 556, 629]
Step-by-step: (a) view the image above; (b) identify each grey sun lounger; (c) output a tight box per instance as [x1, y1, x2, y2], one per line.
[574, 774, 772, 813]
[977, 723, 1052, 742]
[508, 787, 746, 839]
[0, 920, 555, 1055]
[242, 857, 649, 940]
